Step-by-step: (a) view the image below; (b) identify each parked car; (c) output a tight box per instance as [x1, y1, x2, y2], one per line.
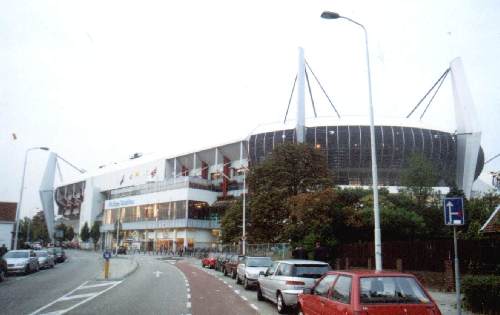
[35, 250, 55, 269]
[236, 256, 273, 290]
[0, 257, 7, 281]
[224, 254, 244, 278]
[298, 270, 442, 315]
[3, 250, 39, 274]
[201, 253, 217, 269]
[257, 259, 330, 314]
[48, 247, 66, 263]
[215, 253, 232, 272]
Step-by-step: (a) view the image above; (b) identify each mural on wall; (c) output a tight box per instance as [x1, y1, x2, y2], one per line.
[55, 181, 85, 218]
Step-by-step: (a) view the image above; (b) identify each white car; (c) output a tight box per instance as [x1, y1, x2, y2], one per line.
[236, 256, 273, 290]
[35, 250, 55, 269]
[3, 250, 40, 274]
[257, 259, 330, 314]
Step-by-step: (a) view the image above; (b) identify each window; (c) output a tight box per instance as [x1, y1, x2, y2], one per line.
[359, 276, 431, 304]
[314, 274, 337, 297]
[276, 263, 291, 276]
[331, 275, 352, 304]
[292, 264, 330, 278]
[267, 262, 280, 275]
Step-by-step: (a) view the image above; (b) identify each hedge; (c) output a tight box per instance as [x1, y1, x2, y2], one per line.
[462, 275, 500, 314]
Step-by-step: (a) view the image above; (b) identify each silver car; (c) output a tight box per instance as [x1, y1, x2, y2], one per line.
[257, 259, 330, 314]
[35, 250, 55, 269]
[3, 250, 40, 274]
[236, 256, 273, 290]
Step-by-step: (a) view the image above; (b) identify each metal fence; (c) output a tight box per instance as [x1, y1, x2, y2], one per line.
[335, 239, 500, 273]
[193, 243, 292, 260]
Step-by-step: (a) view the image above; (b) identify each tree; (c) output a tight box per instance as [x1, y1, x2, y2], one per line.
[90, 221, 101, 249]
[66, 226, 75, 241]
[401, 154, 439, 207]
[31, 211, 49, 243]
[247, 143, 331, 242]
[80, 222, 90, 242]
[220, 199, 244, 243]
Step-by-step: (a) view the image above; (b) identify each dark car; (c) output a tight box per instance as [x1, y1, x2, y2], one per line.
[298, 270, 442, 315]
[48, 247, 66, 263]
[0, 257, 7, 281]
[215, 253, 232, 273]
[224, 254, 244, 278]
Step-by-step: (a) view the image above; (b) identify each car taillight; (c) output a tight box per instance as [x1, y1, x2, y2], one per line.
[285, 280, 305, 286]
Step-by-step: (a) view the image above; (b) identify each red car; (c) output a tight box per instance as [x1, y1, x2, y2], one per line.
[297, 270, 442, 315]
[201, 253, 217, 269]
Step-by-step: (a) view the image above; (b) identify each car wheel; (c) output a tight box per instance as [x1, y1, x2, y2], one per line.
[296, 304, 304, 315]
[236, 274, 242, 284]
[257, 285, 265, 301]
[232, 270, 237, 279]
[24, 265, 30, 275]
[223, 268, 228, 276]
[243, 277, 250, 290]
[0, 269, 5, 282]
[51, 262, 55, 269]
[277, 293, 288, 314]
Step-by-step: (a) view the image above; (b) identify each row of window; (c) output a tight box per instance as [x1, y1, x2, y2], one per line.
[103, 200, 213, 224]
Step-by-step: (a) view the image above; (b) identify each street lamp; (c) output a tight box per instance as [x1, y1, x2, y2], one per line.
[236, 167, 249, 256]
[13, 146, 50, 249]
[321, 11, 382, 271]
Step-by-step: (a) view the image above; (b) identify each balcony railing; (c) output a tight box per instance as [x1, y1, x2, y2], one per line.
[100, 219, 220, 232]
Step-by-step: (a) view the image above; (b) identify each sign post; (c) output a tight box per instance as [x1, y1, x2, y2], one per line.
[443, 197, 464, 315]
[103, 250, 111, 280]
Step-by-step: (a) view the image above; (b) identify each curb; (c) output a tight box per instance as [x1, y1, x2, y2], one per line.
[95, 257, 139, 281]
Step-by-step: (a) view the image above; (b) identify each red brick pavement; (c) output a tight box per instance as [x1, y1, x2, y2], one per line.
[176, 261, 259, 315]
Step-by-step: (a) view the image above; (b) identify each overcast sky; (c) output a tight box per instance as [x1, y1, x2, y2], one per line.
[1, 0, 499, 218]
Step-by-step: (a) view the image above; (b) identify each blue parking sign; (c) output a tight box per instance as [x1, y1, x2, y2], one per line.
[443, 197, 465, 226]
[103, 251, 112, 260]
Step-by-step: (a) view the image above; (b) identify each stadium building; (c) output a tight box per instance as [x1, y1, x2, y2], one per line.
[45, 54, 483, 250]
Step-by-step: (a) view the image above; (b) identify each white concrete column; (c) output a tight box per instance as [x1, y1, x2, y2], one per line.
[296, 47, 306, 143]
[173, 229, 177, 252]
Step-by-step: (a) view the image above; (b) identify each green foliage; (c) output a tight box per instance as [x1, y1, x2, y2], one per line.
[66, 226, 75, 241]
[462, 275, 500, 314]
[90, 221, 101, 245]
[80, 222, 90, 242]
[401, 154, 438, 206]
[220, 199, 244, 243]
[247, 143, 331, 242]
[31, 211, 49, 243]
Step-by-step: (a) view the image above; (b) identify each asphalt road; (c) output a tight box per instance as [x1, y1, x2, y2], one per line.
[0, 250, 102, 315]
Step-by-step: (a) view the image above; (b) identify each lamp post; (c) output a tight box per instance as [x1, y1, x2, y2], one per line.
[13, 146, 50, 250]
[237, 167, 249, 256]
[321, 11, 382, 271]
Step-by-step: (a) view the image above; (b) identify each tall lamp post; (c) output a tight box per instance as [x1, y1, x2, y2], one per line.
[13, 146, 50, 250]
[237, 167, 249, 256]
[321, 11, 382, 271]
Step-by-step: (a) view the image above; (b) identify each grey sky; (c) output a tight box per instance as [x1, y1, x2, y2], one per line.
[1, 0, 499, 218]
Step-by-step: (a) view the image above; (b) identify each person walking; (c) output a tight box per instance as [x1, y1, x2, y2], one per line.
[0, 244, 7, 257]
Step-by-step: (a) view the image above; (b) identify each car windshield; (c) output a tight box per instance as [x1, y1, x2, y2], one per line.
[360, 276, 431, 304]
[36, 251, 48, 257]
[4, 251, 29, 258]
[246, 258, 272, 267]
[292, 264, 330, 278]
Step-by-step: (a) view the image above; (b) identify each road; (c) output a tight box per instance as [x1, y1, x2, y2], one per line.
[0, 250, 276, 315]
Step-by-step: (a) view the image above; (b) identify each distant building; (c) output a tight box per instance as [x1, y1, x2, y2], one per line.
[0, 202, 16, 250]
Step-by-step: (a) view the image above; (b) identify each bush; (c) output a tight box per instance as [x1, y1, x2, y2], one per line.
[462, 275, 500, 314]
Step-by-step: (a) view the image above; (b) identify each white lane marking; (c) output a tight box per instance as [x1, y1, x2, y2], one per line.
[250, 304, 259, 311]
[59, 293, 96, 301]
[228, 285, 233, 288]
[187, 288, 191, 293]
[234, 289, 240, 294]
[154, 270, 163, 278]
[187, 294, 191, 299]
[79, 282, 120, 289]
[28, 280, 122, 315]
[186, 302, 192, 309]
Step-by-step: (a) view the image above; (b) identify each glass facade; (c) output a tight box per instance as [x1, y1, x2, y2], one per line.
[248, 125, 484, 186]
[104, 200, 215, 224]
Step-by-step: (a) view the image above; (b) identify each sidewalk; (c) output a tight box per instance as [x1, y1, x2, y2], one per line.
[428, 290, 476, 315]
[95, 256, 138, 281]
